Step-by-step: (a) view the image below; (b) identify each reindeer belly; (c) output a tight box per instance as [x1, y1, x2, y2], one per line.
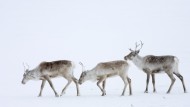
[151, 68, 164, 73]
[43, 70, 62, 78]
[143, 66, 165, 74]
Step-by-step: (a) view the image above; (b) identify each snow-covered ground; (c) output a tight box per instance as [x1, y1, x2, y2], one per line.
[0, 0, 190, 107]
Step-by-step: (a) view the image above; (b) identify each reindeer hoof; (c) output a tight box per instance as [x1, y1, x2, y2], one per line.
[144, 91, 148, 93]
[60, 92, 65, 96]
[101, 93, 106, 96]
[55, 94, 59, 97]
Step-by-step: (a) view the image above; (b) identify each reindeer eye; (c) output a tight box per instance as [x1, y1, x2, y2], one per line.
[130, 53, 134, 56]
[82, 72, 86, 76]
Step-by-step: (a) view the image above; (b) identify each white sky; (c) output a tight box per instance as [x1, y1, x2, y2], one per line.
[1, 0, 190, 67]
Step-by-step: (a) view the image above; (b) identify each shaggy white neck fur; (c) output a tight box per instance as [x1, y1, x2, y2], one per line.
[132, 55, 144, 69]
[85, 70, 97, 82]
[28, 68, 41, 80]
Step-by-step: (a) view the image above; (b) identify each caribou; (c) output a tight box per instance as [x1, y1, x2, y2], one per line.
[78, 60, 132, 96]
[124, 41, 186, 93]
[21, 60, 80, 97]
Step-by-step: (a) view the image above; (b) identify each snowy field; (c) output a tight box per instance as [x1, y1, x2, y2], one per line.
[0, 0, 190, 107]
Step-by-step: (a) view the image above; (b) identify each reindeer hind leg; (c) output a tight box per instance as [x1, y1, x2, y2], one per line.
[120, 75, 128, 96]
[173, 72, 187, 93]
[127, 77, 132, 95]
[72, 77, 80, 96]
[60, 77, 72, 96]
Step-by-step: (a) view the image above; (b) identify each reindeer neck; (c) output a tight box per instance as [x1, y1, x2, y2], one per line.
[86, 69, 97, 81]
[132, 55, 144, 69]
[29, 68, 41, 79]
[87, 69, 96, 76]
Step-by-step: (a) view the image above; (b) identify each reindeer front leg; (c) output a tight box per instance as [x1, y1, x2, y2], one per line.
[145, 72, 150, 93]
[44, 75, 59, 97]
[102, 80, 106, 95]
[151, 74, 156, 93]
[38, 80, 46, 97]
[97, 76, 107, 96]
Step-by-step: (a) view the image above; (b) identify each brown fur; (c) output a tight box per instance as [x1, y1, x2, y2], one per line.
[145, 55, 174, 64]
[39, 60, 72, 72]
[98, 61, 127, 70]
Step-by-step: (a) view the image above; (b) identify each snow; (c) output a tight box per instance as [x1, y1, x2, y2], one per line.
[0, 0, 190, 107]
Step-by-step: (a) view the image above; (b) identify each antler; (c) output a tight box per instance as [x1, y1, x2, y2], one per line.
[26, 63, 30, 69]
[79, 62, 85, 72]
[129, 48, 134, 52]
[130, 41, 144, 52]
[23, 62, 26, 71]
[23, 62, 30, 72]
[137, 40, 144, 51]
[135, 42, 140, 51]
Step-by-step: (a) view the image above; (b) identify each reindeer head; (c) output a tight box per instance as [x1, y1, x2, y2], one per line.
[124, 41, 144, 60]
[21, 63, 33, 84]
[78, 62, 89, 85]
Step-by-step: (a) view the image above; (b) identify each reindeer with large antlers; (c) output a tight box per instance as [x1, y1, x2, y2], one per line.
[21, 60, 80, 97]
[124, 41, 186, 93]
[78, 61, 132, 96]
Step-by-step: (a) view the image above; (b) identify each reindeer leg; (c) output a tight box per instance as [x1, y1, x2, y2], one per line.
[151, 74, 156, 93]
[144, 73, 150, 93]
[97, 76, 106, 96]
[38, 80, 46, 97]
[173, 72, 187, 93]
[72, 77, 80, 96]
[102, 80, 106, 95]
[102, 80, 106, 90]
[127, 77, 132, 95]
[166, 72, 176, 93]
[120, 75, 128, 96]
[44, 75, 59, 97]
[60, 79, 72, 96]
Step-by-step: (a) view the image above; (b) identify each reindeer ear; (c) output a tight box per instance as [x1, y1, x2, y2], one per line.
[25, 69, 29, 73]
[129, 48, 133, 52]
[83, 71, 87, 75]
[79, 62, 86, 72]
[136, 50, 140, 54]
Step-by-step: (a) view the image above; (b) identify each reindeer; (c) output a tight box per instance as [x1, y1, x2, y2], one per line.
[21, 60, 80, 97]
[124, 41, 186, 93]
[78, 60, 132, 96]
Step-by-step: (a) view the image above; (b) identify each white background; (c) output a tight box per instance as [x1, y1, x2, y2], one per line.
[0, 0, 190, 107]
